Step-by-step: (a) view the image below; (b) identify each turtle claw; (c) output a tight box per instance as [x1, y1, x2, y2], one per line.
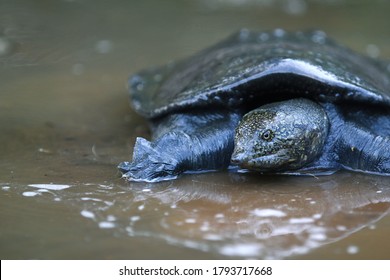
[118, 137, 180, 182]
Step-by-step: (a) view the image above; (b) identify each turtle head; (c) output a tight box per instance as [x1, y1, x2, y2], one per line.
[231, 98, 329, 172]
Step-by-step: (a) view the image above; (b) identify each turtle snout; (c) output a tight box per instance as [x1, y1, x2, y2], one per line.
[231, 155, 240, 164]
[231, 148, 245, 165]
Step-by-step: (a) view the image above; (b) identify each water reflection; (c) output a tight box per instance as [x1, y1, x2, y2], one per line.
[3, 172, 389, 259]
[122, 173, 390, 258]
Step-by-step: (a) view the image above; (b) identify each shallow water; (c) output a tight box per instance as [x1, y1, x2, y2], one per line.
[1, 0, 390, 259]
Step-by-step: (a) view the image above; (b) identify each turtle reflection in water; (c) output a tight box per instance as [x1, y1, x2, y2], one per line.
[118, 29, 390, 182]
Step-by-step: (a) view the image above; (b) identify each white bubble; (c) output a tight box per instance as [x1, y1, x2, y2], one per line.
[185, 218, 197, 224]
[38, 147, 51, 154]
[80, 210, 95, 219]
[107, 215, 116, 222]
[203, 234, 223, 241]
[72, 63, 85, 75]
[311, 30, 327, 44]
[366, 44, 380, 58]
[28, 184, 72, 190]
[95, 40, 113, 54]
[347, 245, 359, 254]
[336, 225, 347, 231]
[312, 213, 322, 219]
[200, 222, 210, 231]
[310, 233, 327, 241]
[136, 83, 144, 91]
[273, 28, 286, 37]
[98, 221, 115, 229]
[130, 216, 140, 222]
[81, 197, 102, 202]
[138, 204, 145, 211]
[239, 28, 250, 40]
[283, 0, 307, 16]
[22, 191, 40, 197]
[98, 184, 112, 189]
[219, 243, 262, 257]
[289, 217, 315, 224]
[0, 37, 12, 56]
[258, 32, 270, 42]
[368, 224, 376, 230]
[37, 189, 50, 193]
[153, 74, 162, 82]
[251, 208, 286, 217]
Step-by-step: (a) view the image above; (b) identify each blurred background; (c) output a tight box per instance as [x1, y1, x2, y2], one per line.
[1, 0, 390, 259]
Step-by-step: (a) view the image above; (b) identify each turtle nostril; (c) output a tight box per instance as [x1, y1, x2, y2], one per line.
[231, 152, 242, 164]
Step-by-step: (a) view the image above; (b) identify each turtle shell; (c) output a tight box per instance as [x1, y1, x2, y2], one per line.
[129, 29, 390, 119]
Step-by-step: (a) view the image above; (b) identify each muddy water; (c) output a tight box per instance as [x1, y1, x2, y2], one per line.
[1, 0, 390, 259]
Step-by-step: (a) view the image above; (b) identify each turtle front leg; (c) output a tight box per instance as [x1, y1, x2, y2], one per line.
[118, 111, 241, 182]
[118, 136, 181, 182]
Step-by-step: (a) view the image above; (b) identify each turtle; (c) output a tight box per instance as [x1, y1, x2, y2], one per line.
[118, 29, 390, 182]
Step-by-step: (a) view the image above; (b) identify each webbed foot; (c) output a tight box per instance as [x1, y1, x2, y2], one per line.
[118, 137, 180, 182]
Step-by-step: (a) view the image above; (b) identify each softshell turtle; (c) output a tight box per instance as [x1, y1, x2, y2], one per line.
[118, 29, 390, 182]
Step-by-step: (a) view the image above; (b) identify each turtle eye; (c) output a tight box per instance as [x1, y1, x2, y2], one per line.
[261, 129, 274, 141]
